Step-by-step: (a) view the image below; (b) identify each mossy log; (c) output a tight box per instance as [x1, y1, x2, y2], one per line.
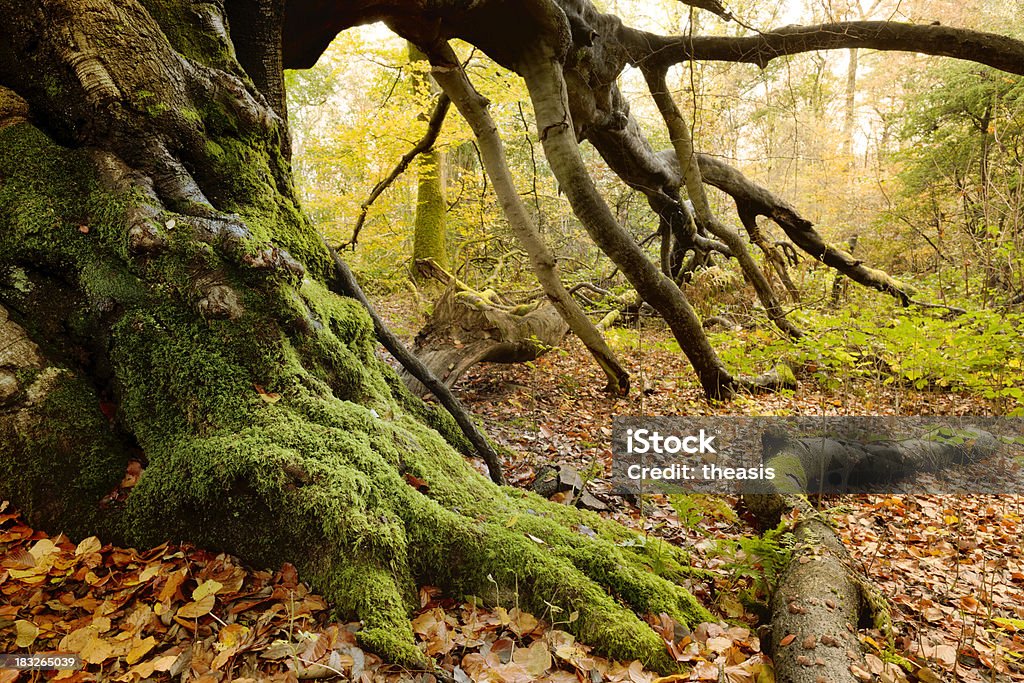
[402, 260, 569, 396]
[0, 2, 710, 673]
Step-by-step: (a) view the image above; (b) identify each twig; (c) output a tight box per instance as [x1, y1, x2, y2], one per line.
[327, 247, 507, 485]
[339, 93, 451, 250]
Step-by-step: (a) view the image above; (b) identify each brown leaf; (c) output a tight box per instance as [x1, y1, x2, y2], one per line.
[177, 593, 215, 619]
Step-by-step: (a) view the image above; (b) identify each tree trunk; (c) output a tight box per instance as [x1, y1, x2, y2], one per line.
[408, 43, 451, 278]
[0, 1, 710, 672]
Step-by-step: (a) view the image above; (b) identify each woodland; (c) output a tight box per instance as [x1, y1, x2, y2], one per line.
[1, 0, 1023, 682]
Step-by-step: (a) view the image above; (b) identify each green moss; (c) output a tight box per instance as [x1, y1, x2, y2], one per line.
[412, 151, 449, 277]
[0, 369, 128, 540]
[1, 116, 713, 676]
[136, 0, 236, 70]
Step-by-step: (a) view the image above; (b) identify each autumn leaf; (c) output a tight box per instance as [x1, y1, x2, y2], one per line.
[192, 579, 223, 602]
[14, 619, 38, 647]
[177, 593, 215, 619]
[125, 635, 157, 665]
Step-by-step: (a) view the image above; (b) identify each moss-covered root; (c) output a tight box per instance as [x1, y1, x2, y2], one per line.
[401, 494, 707, 672]
[307, 557, 426, 668]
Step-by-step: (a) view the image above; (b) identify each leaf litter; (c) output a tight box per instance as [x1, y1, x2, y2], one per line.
[3, 320, 1022, 682]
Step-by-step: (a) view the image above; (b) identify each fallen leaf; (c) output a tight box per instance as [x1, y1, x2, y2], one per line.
[177, 593, 215, 619]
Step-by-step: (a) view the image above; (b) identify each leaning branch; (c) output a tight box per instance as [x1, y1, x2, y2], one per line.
[425, 42, 631, 395]
[694, 153, 966, 314]
[642, 65, 802, 339]
[340, 92, 451, 249]
[636, 21, 1024, 75]
[327, 248, 508, 485]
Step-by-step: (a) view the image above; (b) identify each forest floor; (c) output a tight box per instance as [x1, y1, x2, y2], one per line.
[1, 299, 1022, 683]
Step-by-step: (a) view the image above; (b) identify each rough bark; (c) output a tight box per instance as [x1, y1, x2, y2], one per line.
[0, 2, 714, 673]
[753, 495, 885, 683]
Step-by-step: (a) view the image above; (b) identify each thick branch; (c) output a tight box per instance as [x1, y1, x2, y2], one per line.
[637, 21, 1024, 75]
[425, 44, 631, 394]
[695, 153, 965, 313]
[643, 66, 802, 338]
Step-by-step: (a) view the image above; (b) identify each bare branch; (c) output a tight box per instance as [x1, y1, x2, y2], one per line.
[634, 21, 1024, 74]
[340, 92, 451, 249]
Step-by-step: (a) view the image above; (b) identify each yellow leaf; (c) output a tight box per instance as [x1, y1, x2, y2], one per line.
[151, 654, 178, 672]
[15, 619, 39, 648]
[75, 536, 102, 557]
[512, 640, 552, 677]
[80, 635, 114, 665]
[29, 538, 58, 561]
[126, 636, 157, 665]
[60, 625, 99, 654]
[7, 567, 44, 580]
[177, 593, 215, 619]
[217, 624, 249, 649]
[138, 563, 161, 583]
[192, 579, 223, 602]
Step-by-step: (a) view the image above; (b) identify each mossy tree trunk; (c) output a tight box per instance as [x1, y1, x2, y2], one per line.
[408, 43, 451, 280]
[0, 0, 709, 672]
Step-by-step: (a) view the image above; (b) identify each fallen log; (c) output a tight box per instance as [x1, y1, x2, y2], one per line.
[750, 494, 891, 683]
[401, 262, 569, 395]
[748, 427, 1004, 682]
[761, 426, 1000, 494]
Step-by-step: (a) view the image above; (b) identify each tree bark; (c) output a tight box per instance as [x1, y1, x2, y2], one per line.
[400, 261, 570, 394]
[0, 1, 711, 672]
[751, 495, 887, 683]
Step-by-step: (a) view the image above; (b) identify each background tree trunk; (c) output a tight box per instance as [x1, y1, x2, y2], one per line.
[408, 43, 451, 279]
